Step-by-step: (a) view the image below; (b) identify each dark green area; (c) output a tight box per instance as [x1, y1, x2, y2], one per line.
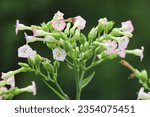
[0, 0, 150, 100]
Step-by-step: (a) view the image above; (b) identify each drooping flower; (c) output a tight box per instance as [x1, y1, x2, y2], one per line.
[52, 19, 66, 31]
[53, 11, 64, 20]
[18, 45, 36, 58]
[15, 20, 31, 34]
[121, 20, 134, 33]
[104, 40, 117, 54]
[117, 36, 129, 49]
[74, 16, 86, 30]
[137, 87, 150, 100]
[53, 48, 66, 61]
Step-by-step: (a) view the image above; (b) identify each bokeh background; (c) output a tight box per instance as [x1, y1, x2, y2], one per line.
[0, 0, 150, 100]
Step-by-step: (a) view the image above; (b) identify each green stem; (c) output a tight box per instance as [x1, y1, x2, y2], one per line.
[75, 68, 80, 100]
[55, 81, 69, 99]
[41, 78, 66, 100]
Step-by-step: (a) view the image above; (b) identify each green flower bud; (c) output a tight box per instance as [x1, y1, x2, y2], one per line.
[42, 61, 54, 73]
[135, 69, 148, 82]
[34, 55, 42, 65]
[88, 27, 97, 41]
[73, 29, 80, 40]
[79, 34, 87, 44]
[105, 21, 114, 32]
[63, 41, 72, 50]
[64, 23, 71, 36]
[111, 28, 123, 36]
[81, 49, 93, 61]
[18, 62, 30, 68]
[54, 60, 60, 69]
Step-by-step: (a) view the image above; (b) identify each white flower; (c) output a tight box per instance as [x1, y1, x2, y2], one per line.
[53, 48, 66, 61]
[23, 81, 36, 95]
[53, 11, 64, 20]
[74, 16, 86, 30]
[2, 73, 15, 88]
[24, 33, 37, 43]
[18, 45, 36, 58]
[98, 17, 108, 25]
[137, 87, 150, 100]
[132, 46, 144, 61]
[32, 28, 49, 37]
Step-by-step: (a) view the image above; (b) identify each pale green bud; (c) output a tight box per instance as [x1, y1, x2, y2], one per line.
[88, 27, 97, 41]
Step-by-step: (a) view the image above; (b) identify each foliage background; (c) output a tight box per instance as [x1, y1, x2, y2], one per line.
[0, 0, 150, 100]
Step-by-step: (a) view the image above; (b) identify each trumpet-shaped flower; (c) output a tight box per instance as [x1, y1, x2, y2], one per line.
[18, 45, 36, 58]
[121, 20, 134, 33]
[15, 20, 31, 34]
[137, 87, 150, 100]
[74, 16, 86, 30]
[23, 81, 36, 95]
[52, 19, 66, 31]
[53, 48, 66, 61]
[24, 33, 36, 43]
[2, 73, 15, 88]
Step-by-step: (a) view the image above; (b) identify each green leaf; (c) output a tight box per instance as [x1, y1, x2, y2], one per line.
[79, 72, 95, 89]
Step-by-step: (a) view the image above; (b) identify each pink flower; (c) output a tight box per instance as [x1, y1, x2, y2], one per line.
[15, 20, 31, 34]
[121, 20, 134, 33]
[2, 73, 15, 88]
[53, 11, 64, 20]
[52, 19, 66, 31]
[118, 36, 129, 49]
[117, 48, 126, 58]
[74, 16, 86, 30]
[105, 40, 117, 54]
[18, 45, 36, 58]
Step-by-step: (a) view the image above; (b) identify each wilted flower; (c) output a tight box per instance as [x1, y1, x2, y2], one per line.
[74, 16, 86, 30]
[121, 20, 134, 33]
[52, 19, 66, 31]
[137, 87, 150, 100]
[18, 45, 36, 58]
[15, 20, 31, 34]
[53, 48, 66, 61]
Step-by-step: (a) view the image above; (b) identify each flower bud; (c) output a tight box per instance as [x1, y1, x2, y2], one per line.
[42, 61, 54, 73]
[88, 27, 97, 41]
[54, 60, 60, 69]
[64, 23, 71, 36]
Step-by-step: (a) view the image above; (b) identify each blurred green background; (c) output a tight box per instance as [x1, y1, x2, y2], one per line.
[0, 0, 150, 100]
